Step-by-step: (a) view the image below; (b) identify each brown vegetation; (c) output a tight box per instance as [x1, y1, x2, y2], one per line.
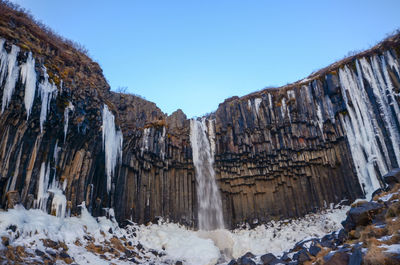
[0, 0, 109, 94]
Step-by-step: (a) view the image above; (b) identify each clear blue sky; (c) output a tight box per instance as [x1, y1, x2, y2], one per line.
[10, 0, 400, 117]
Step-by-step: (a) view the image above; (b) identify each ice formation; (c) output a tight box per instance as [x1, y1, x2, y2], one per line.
[102, 104, 123, 193]
[63, 102, 75, 143]
[38, 67, 58, 133]
[20, 52, 37, 119]
[190, 119, 224, 230]
[1, 44, 20, 113]
[338, 53, 400, 199]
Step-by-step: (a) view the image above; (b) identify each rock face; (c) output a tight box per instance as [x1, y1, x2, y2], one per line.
[1, 3, 400, 228]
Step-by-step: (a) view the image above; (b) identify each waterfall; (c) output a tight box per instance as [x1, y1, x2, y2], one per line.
[190, 119, 224, 230]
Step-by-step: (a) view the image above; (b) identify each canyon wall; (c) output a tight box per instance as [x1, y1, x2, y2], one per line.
[1, 4, 400, 228]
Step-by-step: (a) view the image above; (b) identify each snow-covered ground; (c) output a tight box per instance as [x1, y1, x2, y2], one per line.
[0, 203, 349, 265]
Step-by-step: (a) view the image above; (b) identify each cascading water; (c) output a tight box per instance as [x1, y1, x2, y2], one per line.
[190, 118, 224, 231]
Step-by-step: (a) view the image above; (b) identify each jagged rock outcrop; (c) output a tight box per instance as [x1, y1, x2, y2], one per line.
[1, 2, 400, 229]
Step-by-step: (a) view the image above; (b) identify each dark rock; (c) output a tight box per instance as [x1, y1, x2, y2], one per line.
[238, 256, 256, 265]
[260, 253, 279, 264]
[1, 236, 9, 247]
[175, 261, 183, 265]
[5, 191, 20, 209]
[383, 168, 400, 187]
[320, 234, 336, 249]
[242, 252, 255, 259]
[34, 249, 45, 256]
[227, 260, 238, 265]
[59, 251, 71, 259]
[325, 251, 350, 265]
[348, 247, 362, 265]
[336, 229, 348, 245]
[341, 202, 385, 231]
[371, 188, 384, 199]
[6, 225, 17, 232]
[293, 249, 311, 264]
[309, 245, 321, 256]
[281, 252, 292, 262]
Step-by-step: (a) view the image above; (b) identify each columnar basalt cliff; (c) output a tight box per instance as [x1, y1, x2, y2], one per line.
[0, 3, 400, 229]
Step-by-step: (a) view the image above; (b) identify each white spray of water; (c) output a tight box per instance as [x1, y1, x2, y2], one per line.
[64, 102, 75, 143]
[190, 119, 224, 231]
[38, 67, 58, 133]
[20, 52, 37, 119]
[1, 44, 20, 113]
[102, 104, 123, 193]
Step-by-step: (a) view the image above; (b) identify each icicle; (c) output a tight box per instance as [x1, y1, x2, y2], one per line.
[385, 50, 400, 78]
[206, 119, 217, 160]
[0, 39, 7, 84]
[102, 104, 123, 193]
[338, 64, 385, 199]
[158, 126, 166, 160]
[38, 67, 58, 133]
[254, 98, 262, 116]
[365, 56, 400, 166]
[1, 44, 20, 113]
[20, 52, 37, 119]
[141, 127, 150, 155]
[63, 102, 75, 143]
[315, 103, 324, 139]
[48, 188, 67, 218]
[36, 162, 50, 210]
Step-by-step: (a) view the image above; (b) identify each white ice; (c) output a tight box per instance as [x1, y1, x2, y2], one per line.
[102, 104, 123, 193]
[20, 52, 37, 119]
[1, 44, 20, 113]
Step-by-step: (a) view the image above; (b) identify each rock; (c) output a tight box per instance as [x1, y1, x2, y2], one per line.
[5, 191, 20, 209]
[1, 236, 9, 247]
[337, 229, 347, 243]
[309, 245, 321, 256]
[348, 247, 362, 265]
[382, 168, 400, 187]
[6, 225, 17, 232]
[325, 251, 350, 265]
[238, 256, 256, 265]
[34, 249, 45, 257]
[260, 253, 279, 264]
[342, 202, 385, 231]
[320, 234, 336, 249]
[175, 261, 183, 265]
[227, 260, 238, 265]
[242, 252, 255, 259]
[293, 249, 311, 264]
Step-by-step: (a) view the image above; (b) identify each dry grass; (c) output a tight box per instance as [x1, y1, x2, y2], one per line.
[0, 0, 109, 95]
[364, 244, 399, 265]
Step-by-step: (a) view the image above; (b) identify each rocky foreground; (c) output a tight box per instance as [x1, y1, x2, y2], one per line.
[0, 170, 398, 265]
[228, 169, 400, 265]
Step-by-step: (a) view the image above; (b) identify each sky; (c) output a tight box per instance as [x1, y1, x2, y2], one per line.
[10, 0, 400, 118]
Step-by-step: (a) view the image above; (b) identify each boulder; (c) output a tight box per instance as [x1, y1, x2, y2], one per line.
[348, 247, 362, 265]
[309, 245, 321, 256]
[6, 191, 20, 209]
[260, 253, 279, 265]
[341, 202, 384, 231]
[382, 168, 400, 187]
[237, 256, 256, 265]
[293, 249, 311, 264]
